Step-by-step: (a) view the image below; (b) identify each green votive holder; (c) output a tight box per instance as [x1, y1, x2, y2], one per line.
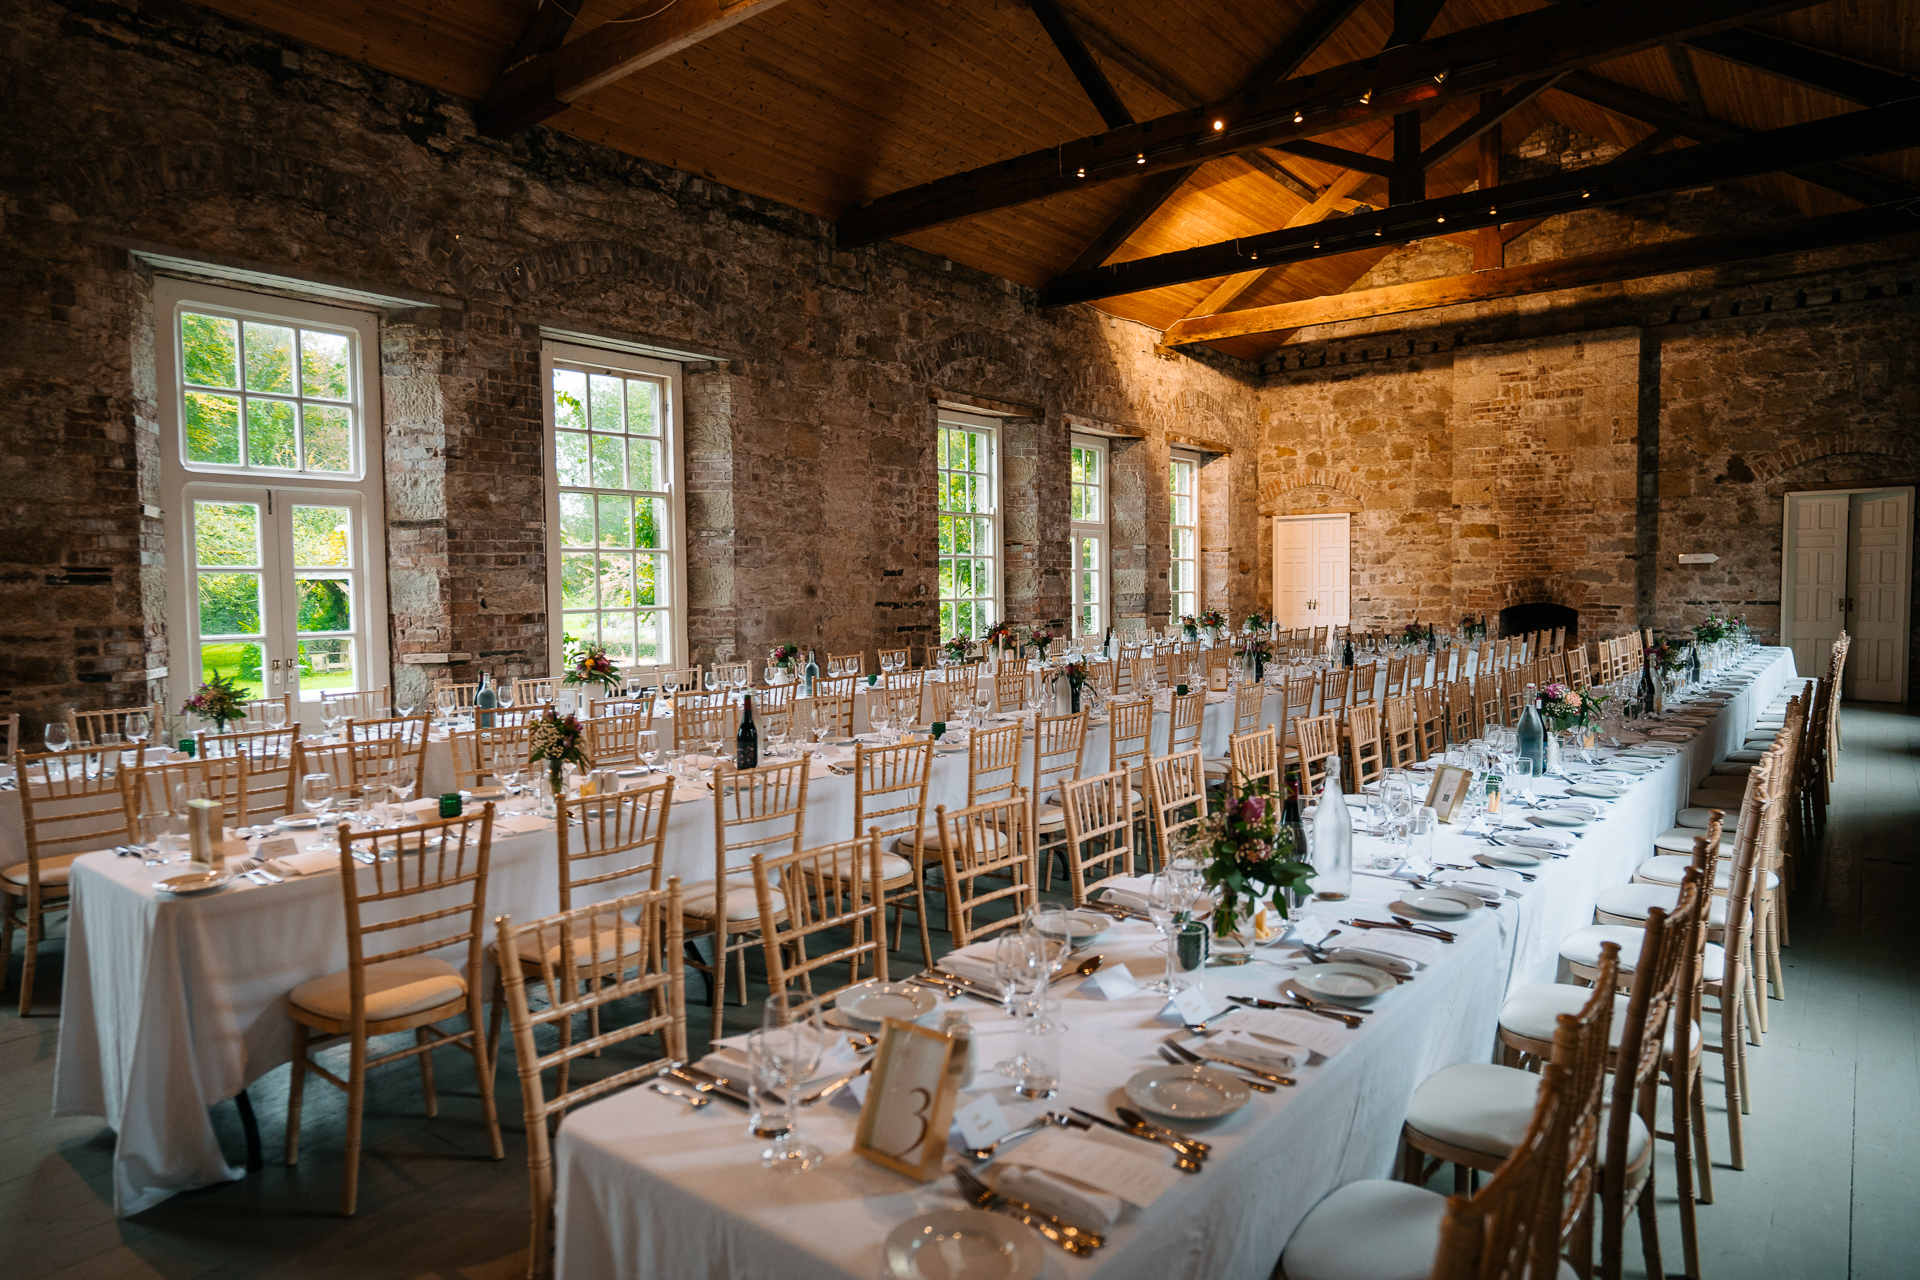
[930, 721, 946, 741]
[439, 793, 463, 818]
[1175, 684, 1190, 697]
[178, 738, 196, 757]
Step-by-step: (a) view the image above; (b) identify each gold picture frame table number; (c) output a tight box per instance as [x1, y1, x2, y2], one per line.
[852, 1017, 965, 1181]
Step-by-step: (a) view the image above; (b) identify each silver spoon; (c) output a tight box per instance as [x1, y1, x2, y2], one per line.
[651, 1082, 712, 1109]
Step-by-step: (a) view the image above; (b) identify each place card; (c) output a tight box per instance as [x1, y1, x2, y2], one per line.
[1160, 984, 1217, 1026]
[1000, 1127, 1179, 1208]
[1425, 765, 1473, 823]
[1290, 915, 1335, 947]
[1230, 1007, 1355, 1059]
[254, 834, 299, 862]
[950, 1093, 1014, 1149]
[1083, 965, 1144, 1000]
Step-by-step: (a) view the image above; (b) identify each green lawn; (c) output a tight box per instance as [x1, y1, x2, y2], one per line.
[199, 643, 358, 700]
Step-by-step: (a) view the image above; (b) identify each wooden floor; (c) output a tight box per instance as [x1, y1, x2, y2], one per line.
[4, 705, 1916, 1278]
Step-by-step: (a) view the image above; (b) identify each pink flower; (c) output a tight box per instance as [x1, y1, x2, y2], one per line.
[1235, 795, 1266, 825]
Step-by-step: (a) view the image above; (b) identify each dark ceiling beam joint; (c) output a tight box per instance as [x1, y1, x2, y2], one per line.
[1420, 75, 1561, 170]
[500, 0, 577, 74]
[1272, 139, 1396, 177]
[1664, 44, 1710, 116]
[1025, 0, 1133, 129]
[1682, 27, 1920, 106]
[1386, 0, 1452, 50]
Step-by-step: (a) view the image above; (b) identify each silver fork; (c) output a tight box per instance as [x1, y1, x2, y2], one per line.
[950, 1165, 1103, 1254]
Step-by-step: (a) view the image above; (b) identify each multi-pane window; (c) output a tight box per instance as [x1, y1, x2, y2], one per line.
[177, 309, 359, 477]
[937, 412, 999, 640]
[1169, 452, 1200, 621]
[1070, 437, 1107, 639]
[550, 356, 677, 667]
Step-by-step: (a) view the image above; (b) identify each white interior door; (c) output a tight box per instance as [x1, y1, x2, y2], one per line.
[1782, 492, 1848, 680]
[1846, 489, 1912, 702]
[1273, 515, 1350, 628]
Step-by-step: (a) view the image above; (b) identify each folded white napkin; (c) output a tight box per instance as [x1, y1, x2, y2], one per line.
[1096, 886, 1150, 913]
[703, 1025, 862, 1092]
[984, 1164, 1122, 1233]
[1497, 832, 1569, 851]
[494, 813, 551, 835]
[262, 848, 343, 877]
[1432, 869, 1519, 898]
[1202, 1029, 1301, 1074]
[1325, 927, 1443, 968]
[1542, 800, 1600, 816]
[938, 940, 1005, 987]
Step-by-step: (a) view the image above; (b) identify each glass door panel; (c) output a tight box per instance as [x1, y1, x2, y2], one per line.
[192, 499, 268, 701]
[292, 503, 357, 698]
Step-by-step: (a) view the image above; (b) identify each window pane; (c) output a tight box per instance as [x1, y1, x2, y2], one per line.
[556, 431, 589, 486]
[185, 392, 241, 464]
[560, 554, 596, 609]
[201, 642, 263, 701]
[626, 380, 659, 435]
[628, 436, 660, 491]
[246, 399, 297, 470]
[600, 612, 636, 664]
[553, 369, 588, 430]
[298, 638, 354, 695]
[296, 576, 352, 633]
[302, 405, 352, 472]
[563, 611, 598, 644]
[181, 313, 238, 388]
[598, 553, 634, 608]
[955, 560, 973, 597]
[199, 572, 261, 635]
[291, 506, 351, 567]
[591, 434, 625, 488]
[635, 554, 661, 606]
[596, 494, 632, 547]
[195, 502, 259, 566]
[974, 558, 993, 597]
[939, 560, 955, 597]
[588, 373, 622, 431]
[1081, 571, 1098, 603]
[559, 493, 594, 547]
[1070, 488, 1086, 522]
[975, 518, 993, 553]
[243, 323, 295, 394]
[634, 497, 665, 550]
[939, 602, 954, 637]
[300, 330, 351, 399]
[955, 601, 974, 637]
[634, 611, 661, 663]
[951, 518, 972, 555]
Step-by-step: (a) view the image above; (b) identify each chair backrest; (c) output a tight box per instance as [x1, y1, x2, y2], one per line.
[805, 688, 857, 739]
[878, 647, 911, 671]
[877, 679, 923, 727]
[584, 714, 657, 768]
[710, 662, 753, 690]
[495, 881, 684, 1280]
[1290, 712, 1342, 796]
[1086, 658, 1116, 695]
[196, 726, 297, 821]
[1384, 654, 1409, 697]
[1031, 710, 1089, 802]
[993, 668, 1031, 714]
[647, 665, 700, 696]
[323, 687, 391, 722]
[489, 704, 553, 728]
[344, 714, 428, 749]
[928, 675, 971, 723]
[1473, 671, 1503, 734]
[449, 724, 534, 790]
[853, 740, 934, 856]
[1414, 686, 1448, 761]
[1232, 681, 1265, 734]
[123, 755, 250, 830]
[1319, 667, 1350, 713]
[589, 693, 657, 724]
[1061, 766, 1136, 906]
[934, 792, 1038, 947]
[672, 692, 739, 751]
[1342, 703, 1385, 790]
[1165, 689, 1204, 756]
[1349, 660, 1378, 707]
[554, 780, 672, 908]
[1384, 695, 1421, 768]
[1227, 727, 1281, 795]
[1100, 697, 1149, 774]
[1499, 669, 1528, 727]
[709, 759, 810, 915]
[67, 702, 164, 749]
[1144, 749, 1208, 868]
[16, 752, 129, 887]
[1445, 678, 1476, 746]
[754, 834, 889, 1010]
[512, 676, 558, 706]
[431, 679, 479, 709]
[967, 721, 1024, 806]
[291, 739, 356, 792]
[241, 694, 296, 730]
[827, 650, 865, 676]
[338, 806, 495, 988]
[0, 713, 16, 767]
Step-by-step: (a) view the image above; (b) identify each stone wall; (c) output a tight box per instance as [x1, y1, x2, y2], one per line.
[0, 0, 1264, 740]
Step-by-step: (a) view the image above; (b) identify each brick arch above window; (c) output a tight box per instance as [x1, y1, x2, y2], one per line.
[1257, 466, 1370, 515]
[1745, 430, 1917, 483]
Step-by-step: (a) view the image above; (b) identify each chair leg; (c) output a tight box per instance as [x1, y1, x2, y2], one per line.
[17, 912, 40, 1017]
[468, 995, 505, 1161]
[732, 935, 750, 1005]
[1743, 973, 1764, 1047]
[709, 931, 728, 1045]
[487, 966, 507, 1082]
[285, 1032, 309, 1166]
[1635, 1181, 1665, 1280]
[1688, 1064, 1714, 1205]
[341, 1031, 368, 1216]
[0, 894, 15, 995]
[1723, 994, 1746, 1169]
[914, 880, 934, 971]
[416, 1026, 438, 1118]
[1765, 899, 1786, 1000]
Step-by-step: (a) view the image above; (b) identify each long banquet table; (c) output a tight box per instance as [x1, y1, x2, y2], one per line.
[547, 647, 1800, 1280]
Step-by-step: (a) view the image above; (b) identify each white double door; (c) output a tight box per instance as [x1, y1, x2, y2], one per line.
[1273, 515, 1351, 629]
[170, 482, 388, 732]
[1782, 488, 1911, 702]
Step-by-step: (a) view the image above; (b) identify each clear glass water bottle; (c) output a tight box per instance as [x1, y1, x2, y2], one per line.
[1311, 754, 1353, 901]
[1515, 683, 1545, 776]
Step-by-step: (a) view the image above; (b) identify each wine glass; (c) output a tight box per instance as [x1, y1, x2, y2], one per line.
[1508, 757, 1535, 808]
[44, 722, 70, 754]
[301, 773, 337, 852]
[749, 992, 827, 1173]
[1146, 872, 1197, 994]
[496, 685, 516, 711]
[320, 702, 343, 741]
[124, 713, 150, 756]
[388, 760, 416, 813]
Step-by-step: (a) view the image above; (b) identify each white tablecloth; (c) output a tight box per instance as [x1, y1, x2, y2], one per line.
[549, 649, 1798, 1280]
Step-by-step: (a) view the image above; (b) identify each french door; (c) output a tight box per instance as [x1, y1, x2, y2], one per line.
[176, 483, 386, 731]
[1782, 488, 1912, 702]
[1272, 515, 1351, 628]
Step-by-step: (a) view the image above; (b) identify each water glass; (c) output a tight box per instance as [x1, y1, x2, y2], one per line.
[1013, 1014, 1064, 1101]
[748, 993, 826, 1173]
[301, 773, 336, 851]
[1508, 757, 1535, 806]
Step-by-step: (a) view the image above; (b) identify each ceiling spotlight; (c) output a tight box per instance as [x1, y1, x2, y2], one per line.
[1488, 206, 1497, 216]
[1313, 240, 1321, 249]
[1433, 69, 1449, 84]
[1360, 89, 1373, 105]
[1251, 250, 1260, 260]
[1077, 167, 1086, 178]
[1213, 118, 1225, 131]
[1436, 215, 1445, 223]
[1582, 189, 1591, 198]
[1293, 110, 1304, 123]
[1136, 152, 1146, 164]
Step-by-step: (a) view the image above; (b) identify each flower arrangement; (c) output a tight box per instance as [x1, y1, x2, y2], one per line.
[768, 643, 804, 670]
[1026, 625, 1056, 658]
[1401, 621, 1435, 647]
[1692, 614, 1730, 645]
[1062, 658, 1088, 689]
[529, 709, 591, 789]
[985, 621, 1017, 652]
[1235, 635, 1273, 681]
[1197, 609, 1227, 635]
[1243, 612, 1268, 633]
[562, 639, 622, 691]
[941, 635, 972, 664]
[1536, 682, 1587, 731]
[1646, 637, 1688, 673]
[182, 672, 248, 731]
[1179, 614, 1200, 640]
[1186, 782, 1312, 936]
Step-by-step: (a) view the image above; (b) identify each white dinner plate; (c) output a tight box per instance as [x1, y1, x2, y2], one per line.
[1395, 889, 1478, 918]
[1124, 1064, 1253, 1119]
[1646, 730, 1694, 741]
[1568, 783, 1626, 799]
[884, 1209, 1043, 1280]
[1291, 962, 1397, 1005]
[154, 870, 234, 895]
[1033, 909, 1113, 945]
[835, 979, 939, 1026]
[1598, 761, 1653, 774]
[1480, 844, 1548, 866]
[273, 816, 318, 830]
[1528, 810, 1590, 829]
[1618, 747, 1677, 758]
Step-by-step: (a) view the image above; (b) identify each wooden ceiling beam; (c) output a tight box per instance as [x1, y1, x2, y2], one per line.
[1421, 75, 1561, 170]
[1161, 204, 1920, 346]
[1272, 139, 1396, 177]
[838, 0, 1826, 248]
[1681, 29, 1920, 108]
[1037, 96, 1920, 306]
[1244, 152, 1322, 203]
[1664, 45, 1710, 117]
[1385, 0, 1454, 50]
[476, 0, 793, 139]
[1556, 70, 1920, 207]
[1056, 0, 1369, 277]
[1026, 0, 1133, 129]
[498, 0, 577, 74]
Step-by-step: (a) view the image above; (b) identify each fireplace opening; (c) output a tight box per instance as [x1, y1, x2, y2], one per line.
[1500, 602, 1579, 642]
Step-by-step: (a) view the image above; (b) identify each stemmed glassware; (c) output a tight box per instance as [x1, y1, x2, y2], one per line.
[748, 992, 827, 1173]
[301, 773, 337, 852]
[1146, 870, 1199, 994]
[1508, 757, 1535, 809]
[320, 702, 344, 741]
[124, 713, 150, 761]
[43, 722, 70, 755]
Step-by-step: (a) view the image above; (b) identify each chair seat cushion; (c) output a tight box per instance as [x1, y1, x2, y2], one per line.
[1634, 853, 1778, 892]
[289, 955, 465, 1023]
[1653, 827, 1735, 856]
[1724, 749, 1766, 763]
[809, 848, 913, 885]
[1689, 789, 1744, 809]
[1710, 762, 1754, 776]
[1696, 775, 1746, 791]
[2, 851, 78, 889]
[1595, 882, 1730, 928]
[511, 909, 646, 969]
[1405, 1061, 1650, 1170]
[1675, 807, 1740, 831]
[681, 882, 785, 923]
[1280, 1179, 1446, 1280]
[895, 827, 1008, 858]
[1561, 926, 1726, 984]
[1500, 980, 1706, 1057]
[1034, 803, 1066, 831]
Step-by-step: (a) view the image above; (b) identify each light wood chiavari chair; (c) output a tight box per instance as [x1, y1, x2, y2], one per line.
[1086, 658, 1116, 696]
[123, 754, 250, 829]
[1144, 749, 1208, 872]
[1414, 685, 1448, 761]
[1226, 726, 1281, 796]
[449, 724, 535, 791]
[1205, 681, 1268, 784]
[1383, 654, 1409, 698]
[1060, 767, 1137, 906]
[928, 673, 972, 724]
[291, 739, 355, 793]
[1288, 713, 1342, 798]
[683, 759, 807, 1040]
[934, 792, 1038, 948]
[748, 685, 796, 741]
[1475, 640, 1493, 675]
[588, 692, 656, 722]
[877, 679, 923, 729]
[585, 713, 656, 767]
[850, 741, 935, 960]
[1383, 695, 1421, 769]
[343, 713, 428, 747]
[993, 667, 1031, 714]
[1028, 710, 1089, 885]
[1341, 703, 1385, 791]
[5, 751, 130, 1013]
[1567, 646, 1590, 686]
[197, 725, 297, 821]
[1474, 671, 1504, 734]
[672, 691, 739, 751]
[66, 702, 164, 749]
[1124, 655, 1152, 695]
[496, 882, 683, 1280]
[513, 677, 558, 705]
[827, 651, 865, 676]
[1165, 688, 1204, 758]
[284, 808, 504, 1215]
[1445, 678, 1476, 747]
[649, 666, 701, 697]
[755, 834, 889, 1011]
[1499, 669, 1529, 727]
[877, 647, 910, 671]
[322, 687, 390, 722]
[431, 679, 479, 709]
[241, 694, 295, 731]
[1319, 667, 1350, 713]
[1349, 660, 1378, 709]
[490, 704, 552, 729]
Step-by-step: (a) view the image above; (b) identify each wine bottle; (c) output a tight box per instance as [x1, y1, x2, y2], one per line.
[474, 671, 496, 729]
[1516, 682, 1546, 775]
[1311, 754, 1353, 901]
[1638, 645, 1660, 718]
[1103, 625, 1113, 659]
[1687, 641, 1701, 687]
[1281, 785, 1309, 880]
[736, 694, 758, 770]
[803, 649, 819, 698]
[1341, 635, 1354, 669]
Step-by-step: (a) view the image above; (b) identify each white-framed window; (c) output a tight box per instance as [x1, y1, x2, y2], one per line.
[156, 278, 388, 731]
[1070, 436, 1108, 640]
[542, 341, 687, 673]
[1169, 451, 1201, 621]
[937, 410, 1000, 641]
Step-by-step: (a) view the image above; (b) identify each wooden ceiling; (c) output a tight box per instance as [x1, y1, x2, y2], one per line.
[188, 0, 1920, 362]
